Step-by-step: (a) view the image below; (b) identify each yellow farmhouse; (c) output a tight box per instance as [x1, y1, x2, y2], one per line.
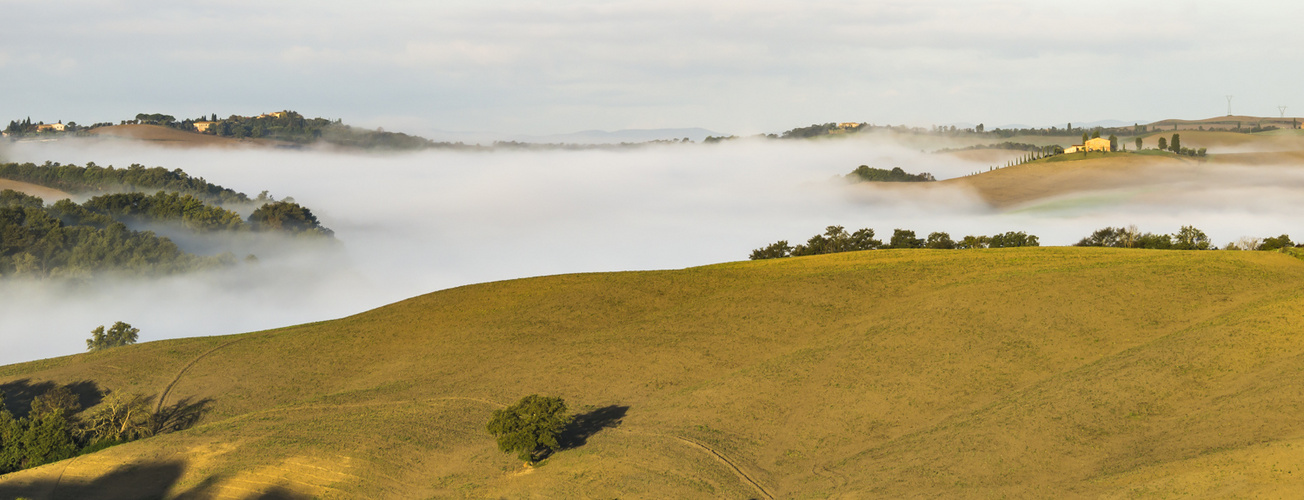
[1084, 137, 1112, 152]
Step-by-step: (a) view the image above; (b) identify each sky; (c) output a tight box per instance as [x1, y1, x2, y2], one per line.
[4, 0, 1304, 136]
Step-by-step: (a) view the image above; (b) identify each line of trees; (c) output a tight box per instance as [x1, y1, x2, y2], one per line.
[0, 162, 251, 206]
[750, 226, 1039, 260]
[1144, 134, 1207, 157]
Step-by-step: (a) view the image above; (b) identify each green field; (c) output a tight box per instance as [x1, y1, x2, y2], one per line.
[3, 248, 1304, 498]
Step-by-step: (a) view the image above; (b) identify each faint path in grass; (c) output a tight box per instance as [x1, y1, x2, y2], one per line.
[616, 428, 775, 500]
[155, 337, 250, 414]
[811, 462, 848, 490]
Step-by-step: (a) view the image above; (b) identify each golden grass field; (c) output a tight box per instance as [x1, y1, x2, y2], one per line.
[2, 247, 1304, 498]
[0, 179, 71, 201]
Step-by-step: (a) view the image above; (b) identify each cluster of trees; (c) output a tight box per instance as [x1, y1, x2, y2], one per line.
[86, 321, 139, 352]
[750, 226, 1039, 260]
[1224, 234, 1297, 251]
[246, 200, 335, 237]
[0, 162, 251, 205]
[1075, 226, 1213, 250]
[0, 190, 229, 279]
[845, 165, 936, 183]
[1147, 134, 1207, 157]
[79, 192, 246, 232]
[0, 385, 181, 474]
[0, 187, 337, 278]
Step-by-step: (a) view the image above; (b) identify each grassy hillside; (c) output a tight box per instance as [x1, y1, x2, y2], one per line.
[2, 248, 1304, 498]
[936, 152, 1199, 208]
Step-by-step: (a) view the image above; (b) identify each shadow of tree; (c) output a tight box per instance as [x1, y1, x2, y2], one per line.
[0, 460, 184, 500]
[0, 460, 314, 500]
[0, 379, 103, 418]
[153, 396, 213, 434]
[559, 405, 629, 450]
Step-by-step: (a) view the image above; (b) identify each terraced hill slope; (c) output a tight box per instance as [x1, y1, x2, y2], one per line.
[2, 248, 1304, 498]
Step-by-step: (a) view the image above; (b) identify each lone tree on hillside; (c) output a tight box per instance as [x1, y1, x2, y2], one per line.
[1135, 137, 1143, 150]
[486, 395, 572, 463]
[86, 321, 139, 351]
[1158, 137, 1168, 151]
[1170, 133, 1181, 153]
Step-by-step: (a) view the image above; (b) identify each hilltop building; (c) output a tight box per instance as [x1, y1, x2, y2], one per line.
[1084, 137, 1112, 152]
[259, 111, 287, 119]
[36, 123, 66, 132]
[193, 121, 217, 132]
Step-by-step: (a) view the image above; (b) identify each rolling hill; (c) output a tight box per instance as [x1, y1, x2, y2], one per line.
[86, 125, 285, 148]
[2, 247, 1304, 498]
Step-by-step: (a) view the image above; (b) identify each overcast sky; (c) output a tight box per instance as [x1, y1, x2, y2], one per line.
[3, 1, 1303, 136]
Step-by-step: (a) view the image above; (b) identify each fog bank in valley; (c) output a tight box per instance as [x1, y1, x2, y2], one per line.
[1, 136, 1302, 365]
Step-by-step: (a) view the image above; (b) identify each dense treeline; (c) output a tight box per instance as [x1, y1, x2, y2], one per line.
[846, 165, 936, 183]
[1075, 226, 1213, 250]
[750, 226, 1039, 260]
[0, 384, 202, 475]
[81, 192, 246, 231]
[0, 162, 250, 205]
[1077, 226, 1301, 252]
[0, 190, 229, 278]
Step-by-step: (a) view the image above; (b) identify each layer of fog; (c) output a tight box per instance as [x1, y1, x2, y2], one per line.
[2, 134, 1303, 365]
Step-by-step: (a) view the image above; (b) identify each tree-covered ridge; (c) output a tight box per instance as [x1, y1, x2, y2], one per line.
[0, 162, 250, 205]
[845, 165, 936, 183]
[0, 190, 230, 279]
[79, 192, 247, 232]
[204, 111, 444, 149]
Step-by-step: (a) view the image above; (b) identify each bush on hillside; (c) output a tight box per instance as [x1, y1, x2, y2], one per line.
[486, 395, 572, 463]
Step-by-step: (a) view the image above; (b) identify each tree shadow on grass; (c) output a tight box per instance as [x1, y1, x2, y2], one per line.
[0, 460, 314, 500]
[0, 460, 184, 500]
[559, 405, 629, 451]
[153, 396, 213, 434]
[0, 379, 103, 418]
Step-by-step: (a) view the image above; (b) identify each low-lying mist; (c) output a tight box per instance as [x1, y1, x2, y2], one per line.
[2, 134, 1303, 365]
